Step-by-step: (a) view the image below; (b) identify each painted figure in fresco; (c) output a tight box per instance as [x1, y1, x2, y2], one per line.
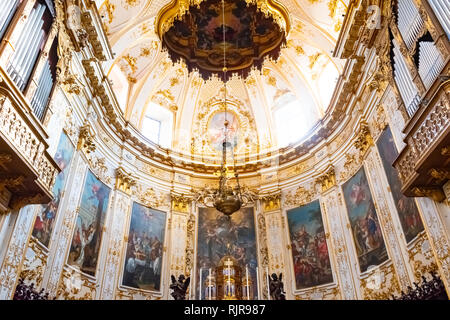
[81, 182, 108, 272]
[197, 208, 258, 299]
[122, 204, 166, 291]
[67, 171, 111, 276]
[343, 167, 388, 272]
[376, 127, 423, 242]
[366, 207, 382, 249]
[287, 201, 333, 289]
[350, 179, 367, 206]
[33, 133, 75, 247]
[75, 222, 95, 266]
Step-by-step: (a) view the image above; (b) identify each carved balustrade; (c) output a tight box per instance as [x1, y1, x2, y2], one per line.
[393, 79, 450, 201]
[0, 65, 60, 213]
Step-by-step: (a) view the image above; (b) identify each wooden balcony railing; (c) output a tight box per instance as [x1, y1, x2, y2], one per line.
[0, 65, 59, 213]
[393, 75, 450, 202]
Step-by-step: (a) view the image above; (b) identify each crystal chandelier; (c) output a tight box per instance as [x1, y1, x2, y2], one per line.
[211, 0, 243, 216]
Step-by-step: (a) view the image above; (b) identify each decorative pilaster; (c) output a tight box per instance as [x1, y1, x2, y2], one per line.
[185, 211, 195, 298]
[320, 188, 359, 299]
[364, 148, 415, 290]
[98, 190, 131, 299]
[114, 167, 136, 195]
[166, 194, 192, 299]
[0, 205, 39, 299]
[41, 154, 88, 297]
[77, 123, 96, 154]
[354, 121, 374, 161]
[315, 166, 337, 193]
[256, 208, 270, 300]
[415, 197, 450, 296]
[260, 194, 288, 297]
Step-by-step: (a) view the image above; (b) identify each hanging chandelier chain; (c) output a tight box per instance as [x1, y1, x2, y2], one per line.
[222, 0, 227, 138]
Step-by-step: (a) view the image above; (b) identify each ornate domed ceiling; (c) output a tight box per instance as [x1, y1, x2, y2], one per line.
[95, 0, 348, 159]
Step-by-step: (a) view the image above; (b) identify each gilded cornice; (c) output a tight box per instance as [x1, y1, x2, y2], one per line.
[115, 167, 136, 195]
[171, 194, 192, 213]
[315, 166, 336, 193]
[77, 123, 96, 154]
[260, 193, 281, 212]
[283, 185, 314, 208]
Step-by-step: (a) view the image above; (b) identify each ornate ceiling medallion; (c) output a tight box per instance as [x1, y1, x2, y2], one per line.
[156, 0, 290, 81]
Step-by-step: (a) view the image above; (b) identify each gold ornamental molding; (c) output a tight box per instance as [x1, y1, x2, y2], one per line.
[411, 187, 446, 203]
[315, 166, 336, 193]
[155, 0, 291, 38]
[260, 193, 281, 212]
[354, 121, 374, 157]
[171, 194, 192, 213]
[115, 167, 136, 195]
[77, 123, 96, 154]
[284, 185, 313, 208]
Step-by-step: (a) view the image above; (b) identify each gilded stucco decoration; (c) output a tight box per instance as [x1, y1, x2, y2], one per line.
[360, 264, 401, 300]
[87, 156, 113, 186]
[115, 167, 136, 194]
[257, 212, 270, 300]
[192, 93, 259, 156]
[316, 166, 336, 193]
[171, 194, 192, 213]
[407, 232, 438, 282]
[283, 185, 314, 208]
[77, 123, 96, 154]
[56, 267, 95, 300]
[184, 213, 196, 276]
[261, 193, 281, 212]
[338, 152, 361, 183]
[294, 286, 340, 300]
[134, 185, 170, 210]
[354, 121, 374, 160]
[18, 238, 47, 289]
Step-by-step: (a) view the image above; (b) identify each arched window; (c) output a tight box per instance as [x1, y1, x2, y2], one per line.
[142, 102, 173, 148]
[273, 93, 314, 147]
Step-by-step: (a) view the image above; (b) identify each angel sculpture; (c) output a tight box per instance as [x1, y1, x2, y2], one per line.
[170, 274, 190, 300]
[268, 273, 286, 300]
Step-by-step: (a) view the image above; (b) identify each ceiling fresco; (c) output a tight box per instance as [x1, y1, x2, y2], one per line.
[96, 0, 349, 157]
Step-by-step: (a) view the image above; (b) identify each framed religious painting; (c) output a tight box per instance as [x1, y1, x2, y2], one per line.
[376, 126, 424, 243]
[286, 200, 333, 290]
[67, 170, 111, 276]
[121, 202, 167, 292]
[32, 132, 75, 247]
[342, 167, 389, 272]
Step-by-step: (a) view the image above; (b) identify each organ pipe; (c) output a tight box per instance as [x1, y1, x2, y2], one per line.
[397, 0, 424, 49]
[7, 3, 46, 91]
[428, 0, 450, 38]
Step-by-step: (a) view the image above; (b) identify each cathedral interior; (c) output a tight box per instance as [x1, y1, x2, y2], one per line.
[0, 0, 449, 301]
